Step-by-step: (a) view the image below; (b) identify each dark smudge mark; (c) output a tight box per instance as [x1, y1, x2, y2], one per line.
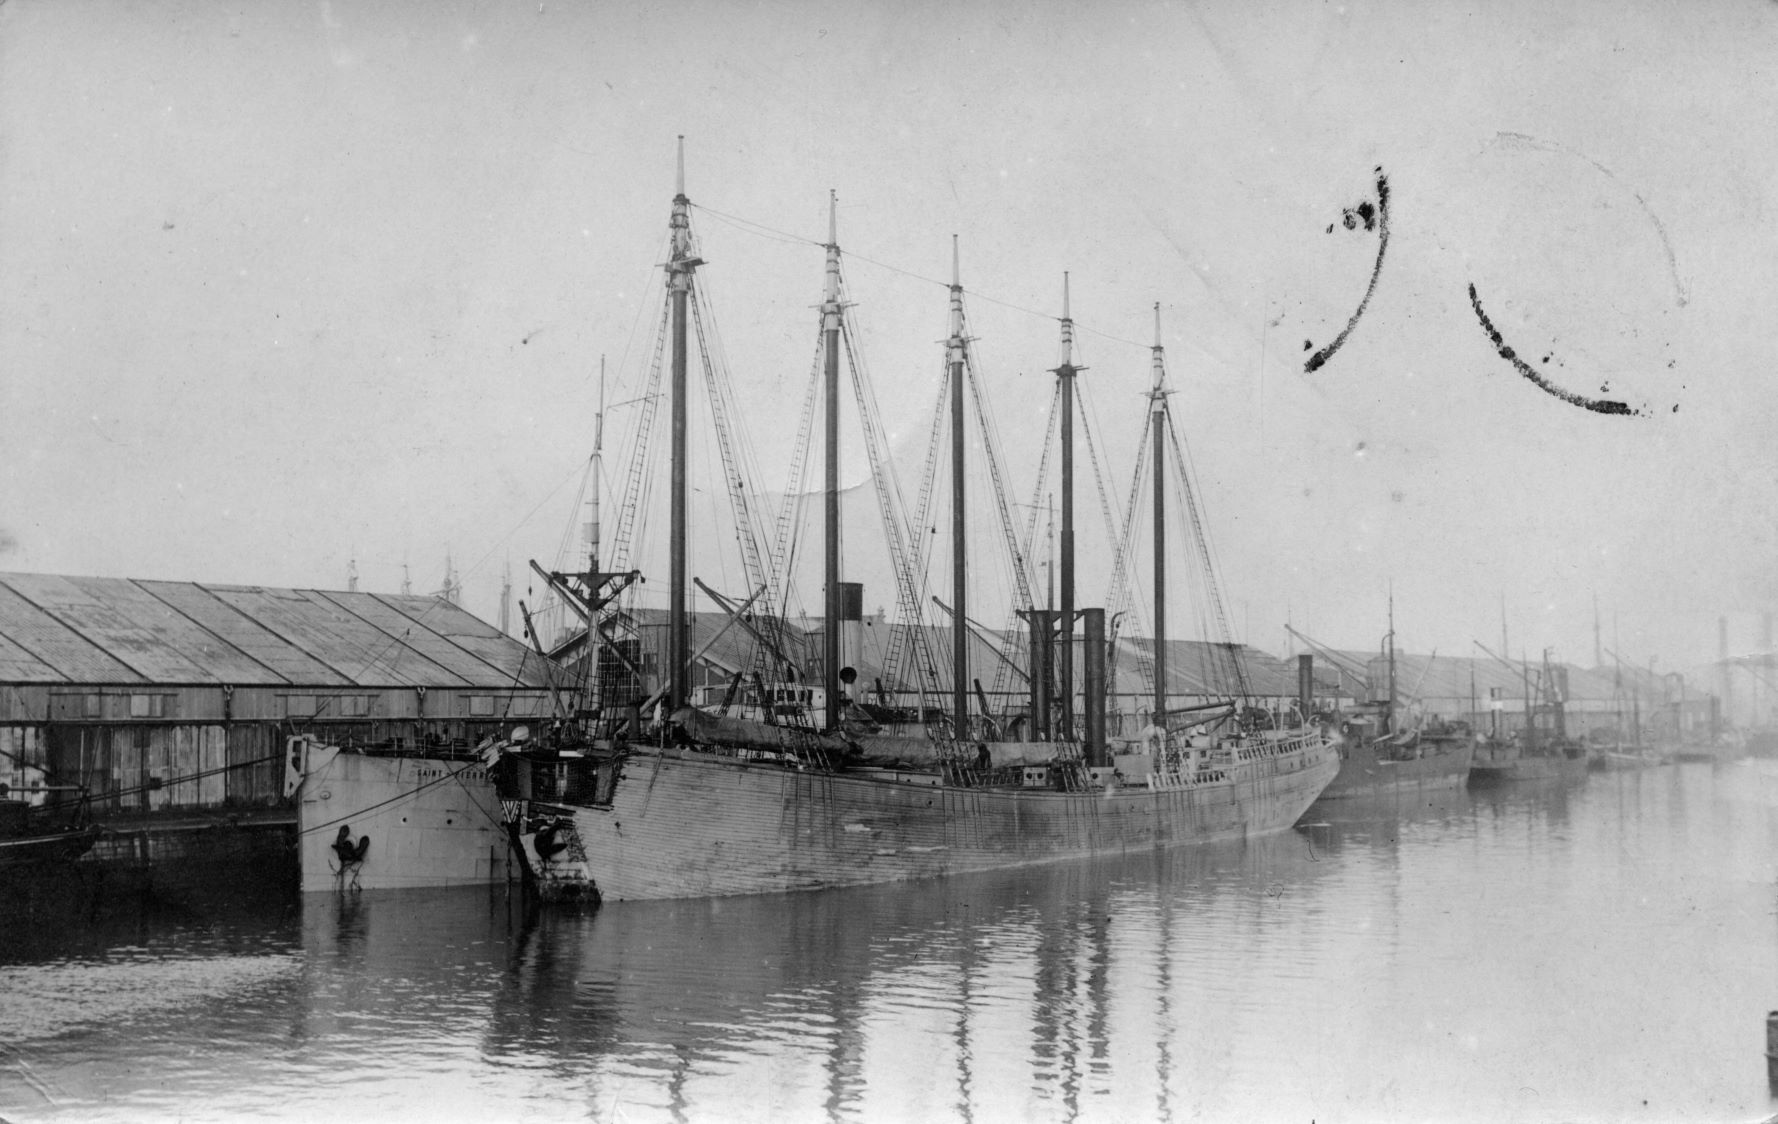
[1342, 200, 1377, 231]
[1305, 167, 1390, 373]
[1467, 282, 1642, 417]
[1302, 339, 1312, 351]
[0, 528, 17, 555]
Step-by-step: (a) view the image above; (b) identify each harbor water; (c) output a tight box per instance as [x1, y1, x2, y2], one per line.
[4, 760, 1777, 1123]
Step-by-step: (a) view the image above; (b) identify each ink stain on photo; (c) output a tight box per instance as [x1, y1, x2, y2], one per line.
[1490, 132, 1688, 308]
[1467, 283, 1643, 417]
[1306, 167, 1390, 374]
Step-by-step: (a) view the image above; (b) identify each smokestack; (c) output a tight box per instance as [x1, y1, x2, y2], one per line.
[838, 582, 864, 702]
[1298, 654, 1314, 727]
[1081, 608, 1106, 767]
[1025, 609, 1051, 740]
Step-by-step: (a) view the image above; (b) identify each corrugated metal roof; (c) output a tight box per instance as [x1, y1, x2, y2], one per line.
[3, 574, 243, 684]
[386, 598, 549, 687]
[317, 591, 539, 687]
[201, 587, 468, 688]
[0, 572, 546, 688]
[0, 580, 146, 683]
[135, 580, 354, 686]
[0, 628, 62, 683]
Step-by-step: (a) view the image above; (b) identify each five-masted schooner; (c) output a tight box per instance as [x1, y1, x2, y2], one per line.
[291, 140, 1340, 899]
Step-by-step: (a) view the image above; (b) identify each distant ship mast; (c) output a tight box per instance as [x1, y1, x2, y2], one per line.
[947, 236, 970, 742]
[1149, 304, 1170, 726]
[822, 192, 844, 731]
[1053, 273, 1082, 744]
[666, 136, 701, 712]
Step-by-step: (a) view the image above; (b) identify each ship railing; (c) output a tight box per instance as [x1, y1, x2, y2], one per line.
[1233, 731, 1325, 762]
[1148, 766, 1228, 790]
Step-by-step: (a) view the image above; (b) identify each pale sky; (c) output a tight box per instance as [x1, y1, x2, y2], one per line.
[3, 0, 1775, 679]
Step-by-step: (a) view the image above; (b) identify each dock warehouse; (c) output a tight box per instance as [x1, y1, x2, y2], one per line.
[0, 572, 555, 827]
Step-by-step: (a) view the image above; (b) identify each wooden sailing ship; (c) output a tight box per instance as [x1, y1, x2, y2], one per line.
[504, 143, 1338, 901]
[293, 142, 1340, 899]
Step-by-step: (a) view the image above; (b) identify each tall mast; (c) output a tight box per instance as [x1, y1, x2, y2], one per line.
[1385, 586, 1397, 735]
[948, 237, 970, 742]
[1469, 662, 1477, 733]
[1149, 303, 1169, 726]
[588, 356, 606, 705]
[666, 136, 701, 712]
[1522, 649, 1535, 749]
[1054, 273, 1081, 743]
[822, 192, 844, 731]
[1600, 597, 1614, 668]
[589, 356, 606, 574]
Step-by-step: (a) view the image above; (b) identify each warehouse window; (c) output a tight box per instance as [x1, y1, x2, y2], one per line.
[469, 695, 496, 717]
[83, 694, 103, 718]
[337, 695, 371, 718]
[285, 695, 318, 718]
[128, 694, 168, 718]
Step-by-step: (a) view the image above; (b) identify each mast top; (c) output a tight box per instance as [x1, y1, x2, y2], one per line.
[950, 234, 960, 290]
[667, 138, 701, 281]
[1149, 302, 1168, 409]
[822, 191, 843, 308]
[1054, 272, 1082, 374]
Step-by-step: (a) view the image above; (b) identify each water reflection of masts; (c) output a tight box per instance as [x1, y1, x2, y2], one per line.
[953, 915, 977, 1124]
[1083, 903, 1112, 1118]
[1023, 867, 1115, 1121]
[1028, 890, 1080, 1116]
[820, 973, 867, 1122]
[1155, 860, 1175, 1123]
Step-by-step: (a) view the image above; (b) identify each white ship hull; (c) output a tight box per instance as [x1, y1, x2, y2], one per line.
[294, 744, 511, 893]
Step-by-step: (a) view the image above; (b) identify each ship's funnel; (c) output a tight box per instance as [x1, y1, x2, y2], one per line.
[838, 582, 864, 699]
[1297, 654, 1314, 727]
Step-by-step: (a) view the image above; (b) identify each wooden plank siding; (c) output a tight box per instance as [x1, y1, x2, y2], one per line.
[0, 686, 48, 722]
[0, 725, 46, 804]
